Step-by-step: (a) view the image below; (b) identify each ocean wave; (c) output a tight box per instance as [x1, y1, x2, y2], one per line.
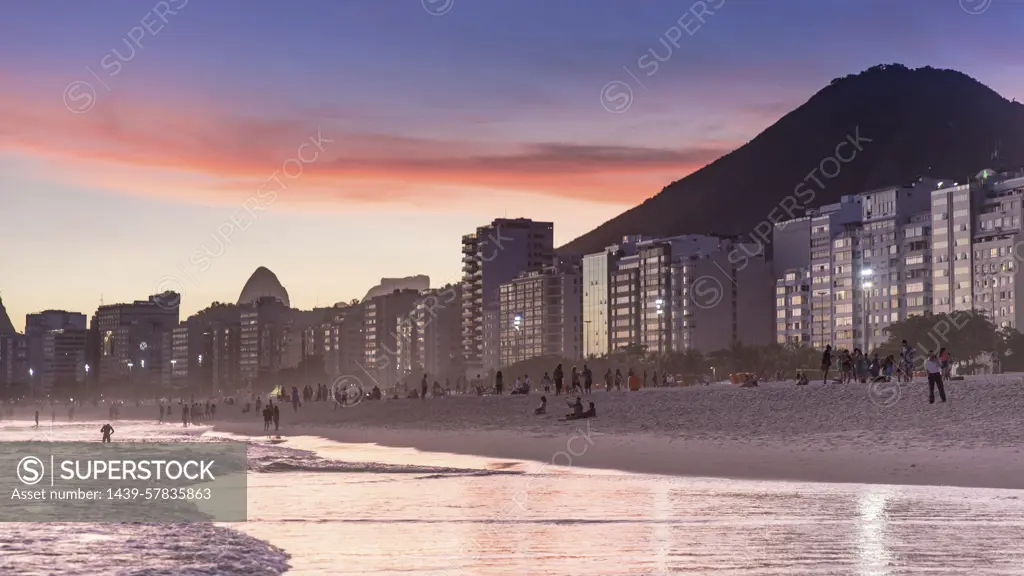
[0, 522, 289, 575]
[247, 443, 521, 477]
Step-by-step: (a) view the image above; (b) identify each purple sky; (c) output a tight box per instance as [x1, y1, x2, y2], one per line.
[1, 0, 1022, 331]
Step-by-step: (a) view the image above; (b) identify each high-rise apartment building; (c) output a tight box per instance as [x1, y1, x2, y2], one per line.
[364, 289, 421, 388]
[775, 177, 951, 350]
[239, 297, 314, 384]
[93, 293, 179, 388]
[498, 264, 581, 365]
[25, 310, 87, 380]
[461, 218, 554, 374]
[40, 328, 88, 395]
[582, 236, 650, 358]
[414, 284, 462, 379]
[0, 333, 28, 394]
[932, 170, 1024, 329]
[596, 234, 773, 355]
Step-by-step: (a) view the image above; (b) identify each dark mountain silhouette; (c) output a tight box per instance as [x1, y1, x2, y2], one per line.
[0, 296, 15, 334]
[560, 64, 1024, 255]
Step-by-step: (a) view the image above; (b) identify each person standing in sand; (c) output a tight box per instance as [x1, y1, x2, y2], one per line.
[583, 364, 593, 395]
[495, 370, 504, 395]
[924, 351, 947, 404]
[900, 340, 915, 383]
[421, 374, 428, 400]
[542, 372, 552, 393]
[553, 364, 564, 396]
[273, 404, 280, 431]
[820, 345, 833, 384]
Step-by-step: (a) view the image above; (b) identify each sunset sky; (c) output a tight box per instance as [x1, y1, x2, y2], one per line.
[1, 0, 1022, 331]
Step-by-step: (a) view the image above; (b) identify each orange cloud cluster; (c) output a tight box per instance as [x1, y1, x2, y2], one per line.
[0, 87, 735, 207]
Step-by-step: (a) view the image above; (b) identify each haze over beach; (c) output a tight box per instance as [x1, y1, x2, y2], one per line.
[4, 0, 1024, 575]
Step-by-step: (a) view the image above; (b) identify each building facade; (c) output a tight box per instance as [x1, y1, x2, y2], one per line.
[775, 177, 960, 351]
[498, 264, 581, 366]
[595, 234, 773, 355]
[40, 328, 88, 396]
[93, 293, 179, 389]
[461, 218, 554, 375]
[364, 289, 421, 388]
[414, 284, 462, 379]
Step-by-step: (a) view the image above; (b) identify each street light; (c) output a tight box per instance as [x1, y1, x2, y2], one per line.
[861, 269, 874, 352]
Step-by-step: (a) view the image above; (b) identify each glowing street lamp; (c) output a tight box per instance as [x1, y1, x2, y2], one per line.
[861, 269, 875, 352]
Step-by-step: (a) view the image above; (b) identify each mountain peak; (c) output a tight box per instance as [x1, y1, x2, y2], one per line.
[238, 267, 290, 307]
[0, 296, 15, 335]
[561, 64, 1024, 255]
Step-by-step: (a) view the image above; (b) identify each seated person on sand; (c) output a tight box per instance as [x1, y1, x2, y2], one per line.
[795, 371, 809, 386]
[534, 396, 547, 415]
[740, 373, 759, 388]
[565, 397, 584, 420]
[582, 401, 596, 418]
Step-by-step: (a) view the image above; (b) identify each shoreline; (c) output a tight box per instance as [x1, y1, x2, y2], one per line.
[213, 420, 1024, 490]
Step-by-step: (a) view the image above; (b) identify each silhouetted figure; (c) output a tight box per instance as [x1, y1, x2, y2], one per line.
[495, 371, 504, 395]
[182, 404, 190, 427]
[820, 345, 833, 384]
[553, 364, 564, 396]
[422, 374, 428, 400]
[925, 352, 947, 404]
[273, 404, 280, 431]
[101, 423, 114, 443]
[565, 397, 584, 420]
[583, 364, 593, 395]
[534, 396, 547, 415]
[34, 410, 39, 427]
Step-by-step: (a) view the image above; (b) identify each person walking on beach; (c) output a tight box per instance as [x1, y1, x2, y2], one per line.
[614, 369, 623, 391]
[421, 374, 429, 400]
[272, 403, 280, 431]
[182, 404, 190, 427]
[159, 403, 165, 423]
[34, 410, 39, 427]
[541, 372, 552, 393]
[553, 364, 564, 396]
[900, 340, 916, 383]
[292, 387, 300, 412]
[100, 423, 114, 443]
[583, 364, 593, 395]
[939, 348, 952, 379]
[820, 345, 833, 384]
[570, 366, 580, 395]
[495, 370, 504, 395]
[604, 369, 613, 392]
[924, 351, 947, 404]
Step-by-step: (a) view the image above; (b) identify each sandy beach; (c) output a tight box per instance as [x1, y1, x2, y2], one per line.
[204, 374, 1024, 490]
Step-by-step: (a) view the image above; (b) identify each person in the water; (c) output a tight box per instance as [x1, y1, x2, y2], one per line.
[100, 423, 114, 443]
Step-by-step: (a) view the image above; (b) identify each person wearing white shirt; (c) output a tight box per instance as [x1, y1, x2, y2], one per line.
[924, 351, 947, 404]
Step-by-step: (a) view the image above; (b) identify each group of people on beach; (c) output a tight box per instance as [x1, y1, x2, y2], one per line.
[817, 340, 952, 403]
[531, 395, 597, 420]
